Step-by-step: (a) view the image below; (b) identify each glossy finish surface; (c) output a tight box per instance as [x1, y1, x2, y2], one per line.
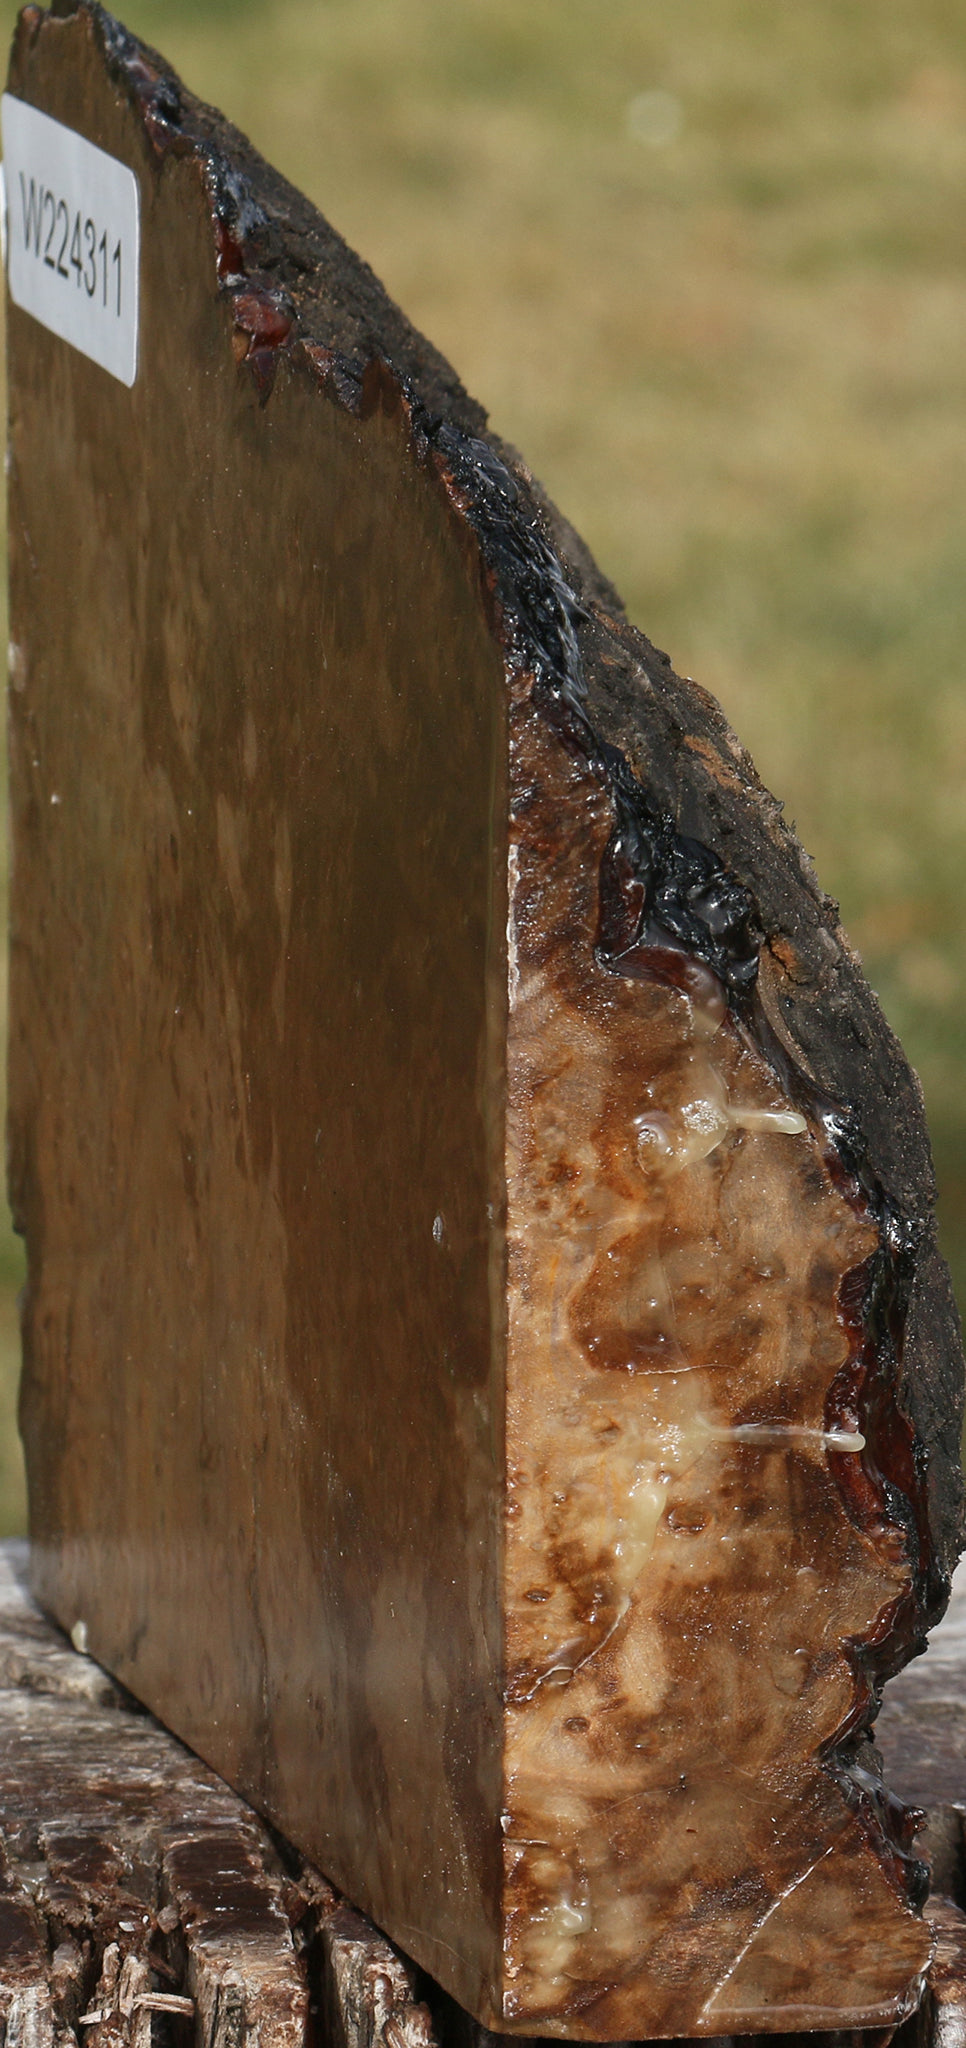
[502, 700, 927, 2032]
[6, 4, 962, 2037]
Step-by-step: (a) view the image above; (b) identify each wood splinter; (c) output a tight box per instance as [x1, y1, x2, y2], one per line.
[5, 2, 964, 2039]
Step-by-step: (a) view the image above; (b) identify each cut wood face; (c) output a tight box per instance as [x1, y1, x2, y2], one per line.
[5, 3, 962, 2040]
[502, 701, 927, 2033]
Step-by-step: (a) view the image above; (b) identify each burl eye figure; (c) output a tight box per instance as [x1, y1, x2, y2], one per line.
[5, 4, 963, 2040]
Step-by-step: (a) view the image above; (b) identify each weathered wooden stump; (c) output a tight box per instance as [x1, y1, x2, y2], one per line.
[4, 3, 963, 2038]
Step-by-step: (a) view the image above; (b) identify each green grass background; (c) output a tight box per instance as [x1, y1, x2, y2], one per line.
[1, 0, 964, 1533]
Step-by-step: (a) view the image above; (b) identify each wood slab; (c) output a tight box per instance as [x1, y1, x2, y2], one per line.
[2, 1539, 966, 2048]
[5, 3, 963, 2036]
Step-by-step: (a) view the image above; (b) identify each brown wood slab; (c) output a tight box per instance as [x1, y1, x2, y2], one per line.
[2, 1540, 966, 2048]
[5, 3, 963, 2036]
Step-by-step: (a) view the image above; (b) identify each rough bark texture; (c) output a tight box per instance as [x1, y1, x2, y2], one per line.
[5, 2, 964, 2038]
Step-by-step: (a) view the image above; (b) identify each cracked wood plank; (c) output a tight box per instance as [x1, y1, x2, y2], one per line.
[161, 1829, 307, 2048]
[319, 1904, 435, 2048]
[0, 1877, 57, 2048]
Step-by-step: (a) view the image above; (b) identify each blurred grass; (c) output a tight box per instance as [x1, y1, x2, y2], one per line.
[1, 0, 965, 1531]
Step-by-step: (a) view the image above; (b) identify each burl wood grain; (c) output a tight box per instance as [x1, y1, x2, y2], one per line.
[6, 3, 962, 2037]
[502, 702, 926, 2032]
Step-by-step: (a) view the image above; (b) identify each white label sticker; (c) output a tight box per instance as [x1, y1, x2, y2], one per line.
[2, 95, 139, 387]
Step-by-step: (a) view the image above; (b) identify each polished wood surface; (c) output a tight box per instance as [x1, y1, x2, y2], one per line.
[6, 4, 963, 2035]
